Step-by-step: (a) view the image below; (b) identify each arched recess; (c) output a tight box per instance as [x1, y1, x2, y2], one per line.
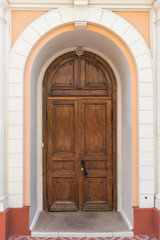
[8, 7, 154, 227]
[42, 51, 117, 211]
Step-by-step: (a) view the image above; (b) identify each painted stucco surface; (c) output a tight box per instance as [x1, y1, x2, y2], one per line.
[11, 11, 150, 47]
[11, 11, 48, 46]
[115, 11, 150, 47]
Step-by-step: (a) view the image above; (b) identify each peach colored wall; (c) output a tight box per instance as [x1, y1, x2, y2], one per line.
[114, 11, 150, 48]
[23, 24, 138, 207]
[11, 11, 47, 46]
[11, 11, 150, 48]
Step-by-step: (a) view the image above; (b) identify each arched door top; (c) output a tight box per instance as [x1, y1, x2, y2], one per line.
[43, 51, 117, 98]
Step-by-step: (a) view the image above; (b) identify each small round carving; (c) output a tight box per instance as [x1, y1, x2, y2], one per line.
[76, 47, 84, 56]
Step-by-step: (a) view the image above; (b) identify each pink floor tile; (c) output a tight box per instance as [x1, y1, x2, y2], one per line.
[8, 235, 156, 240]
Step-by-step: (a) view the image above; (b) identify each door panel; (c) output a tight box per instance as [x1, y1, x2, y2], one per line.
[85, 104, 106, 154]
[85, 61, 107, 88]
[49, 58, 78, 89]
[85, 178, 106, 201]
[46, 97, 112, 211]
[53, 105, 74, 154]
[47, 98, 79, 211]
[53, 61, 74, 87]
[80, 98, 112, 211]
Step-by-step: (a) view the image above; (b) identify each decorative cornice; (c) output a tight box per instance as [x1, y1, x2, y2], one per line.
[74, 0, 88, 6]
[8, 0, 154, 9]
[153, 0, 160, 24]
[0, 0, 8, 24]
[153, 0, 160, 10]
[8, 0, 154, 3]
[0, 0, 8, 9]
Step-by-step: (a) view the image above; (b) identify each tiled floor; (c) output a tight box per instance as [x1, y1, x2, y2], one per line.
[9, 235, 156, 239]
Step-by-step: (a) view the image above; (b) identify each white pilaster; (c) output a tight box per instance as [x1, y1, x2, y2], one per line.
[0, 0, 8, 212]
[153, 0, 160, 210]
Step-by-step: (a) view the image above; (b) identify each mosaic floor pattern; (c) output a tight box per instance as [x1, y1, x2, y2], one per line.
[9, 235, 156, 240]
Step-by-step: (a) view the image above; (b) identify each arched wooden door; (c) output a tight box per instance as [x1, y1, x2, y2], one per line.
[43, 51, 117, 211]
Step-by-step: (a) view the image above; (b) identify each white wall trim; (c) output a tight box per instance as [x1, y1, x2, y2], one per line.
[120, 209, 133, 231]
[29, 210, 41, 231]
[8, 0, 154, 10]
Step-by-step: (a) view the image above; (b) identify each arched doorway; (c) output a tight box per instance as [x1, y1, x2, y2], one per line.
[42, 51, 117, 211]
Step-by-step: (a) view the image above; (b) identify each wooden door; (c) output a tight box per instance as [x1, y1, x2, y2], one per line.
[46, 97, 112, 211]
[80, 98, 112, 211]
[43, 51, 117, 211]
[47, 98, 79, 211]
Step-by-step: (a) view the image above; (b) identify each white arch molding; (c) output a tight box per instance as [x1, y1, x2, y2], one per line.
[8, 7, 154, 217]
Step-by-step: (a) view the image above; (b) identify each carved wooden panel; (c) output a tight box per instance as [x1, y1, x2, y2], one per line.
[85, 160, 106, 170]
[85, 61, 107, 88]
[85, 178, 106, 202]
[53, 104, 74, 154]
[53, 178, 74, 201]
[51, 61, 74, 88]
[85, 104, 106, 154]
[53, 161, 74, 171]
[44, 51, 115, 96]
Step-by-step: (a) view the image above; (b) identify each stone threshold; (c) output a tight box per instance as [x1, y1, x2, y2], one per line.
[31, 231, 134, 238]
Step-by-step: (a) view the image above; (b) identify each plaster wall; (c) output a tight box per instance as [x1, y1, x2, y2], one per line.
[11, 11, 48, 46]
[30, 65, 38, 223]
[114, 11, 150, 47]
[11, 10, 150, 47]
[121, 61, 132, 224]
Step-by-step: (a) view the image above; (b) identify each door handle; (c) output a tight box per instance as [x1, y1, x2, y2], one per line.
[81, 160, 88, 176]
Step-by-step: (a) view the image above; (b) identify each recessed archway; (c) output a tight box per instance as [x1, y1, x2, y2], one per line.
[8, 7, 154, 229]
[28, 29, 132, 228]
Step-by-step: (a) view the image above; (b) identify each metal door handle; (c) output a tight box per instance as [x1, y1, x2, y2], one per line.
[81, 160, 88, 176]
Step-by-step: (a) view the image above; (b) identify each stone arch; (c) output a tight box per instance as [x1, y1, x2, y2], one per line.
[8, 7, 154, 213]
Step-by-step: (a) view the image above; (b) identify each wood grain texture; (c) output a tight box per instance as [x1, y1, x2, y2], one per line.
[43, 51, 117, 211]
[81, 98, 112, 211]
[47, 99, 78, 211]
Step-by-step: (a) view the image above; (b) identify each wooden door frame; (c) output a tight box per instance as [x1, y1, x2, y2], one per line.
[42, 51, 117, 211]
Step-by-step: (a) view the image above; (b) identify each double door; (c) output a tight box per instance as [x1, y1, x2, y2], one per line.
[46, 97, 112, 211]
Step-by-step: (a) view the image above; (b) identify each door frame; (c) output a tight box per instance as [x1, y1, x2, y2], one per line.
[42, 51, 117, 211]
